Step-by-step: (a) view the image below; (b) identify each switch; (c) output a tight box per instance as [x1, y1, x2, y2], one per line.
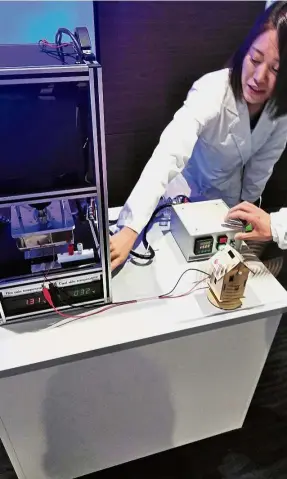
[218, 235, 228, 244]
[216, 235, 228, 251]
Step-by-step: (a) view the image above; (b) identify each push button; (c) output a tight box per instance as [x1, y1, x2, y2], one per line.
[216, 235, 228, 250]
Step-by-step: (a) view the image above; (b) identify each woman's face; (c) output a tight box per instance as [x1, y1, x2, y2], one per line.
[241, 29, 279, 112]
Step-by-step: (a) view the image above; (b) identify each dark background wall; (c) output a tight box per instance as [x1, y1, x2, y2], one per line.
[95, 1, 286, 209]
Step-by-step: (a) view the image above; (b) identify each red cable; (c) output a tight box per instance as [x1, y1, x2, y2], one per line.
[43, 277, 209, 323]
[42, 287, 137, 320]
[39, 39, 71, 49]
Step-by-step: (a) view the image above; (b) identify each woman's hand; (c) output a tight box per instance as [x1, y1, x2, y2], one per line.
[226, 201, 272, 242]
[110, 227, 138, 270]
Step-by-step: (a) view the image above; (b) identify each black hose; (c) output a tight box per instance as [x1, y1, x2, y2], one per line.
[109, 195, 190, 261]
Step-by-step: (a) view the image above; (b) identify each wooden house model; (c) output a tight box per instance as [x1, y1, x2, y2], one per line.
[208, 244, 249, 309]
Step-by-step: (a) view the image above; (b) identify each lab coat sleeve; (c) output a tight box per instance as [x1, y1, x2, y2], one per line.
[117, 87, 219, 234]
[270, 208, 287, 249]
[241, 120, 287, 203]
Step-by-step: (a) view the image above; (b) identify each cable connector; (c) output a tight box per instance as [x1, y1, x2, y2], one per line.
[43, 286, 53, 306]
[74, 27, 96, 62]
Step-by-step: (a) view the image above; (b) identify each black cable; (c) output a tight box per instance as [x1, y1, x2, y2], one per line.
[55, 27, 84, 63]
[130, 195, 190, 261]
[108, 195, 190, 260]
[129, 203, 169, 260]
[159, 268, 210, 297]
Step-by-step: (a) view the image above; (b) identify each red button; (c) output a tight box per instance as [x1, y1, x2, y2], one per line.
[219, 236, 227, 244]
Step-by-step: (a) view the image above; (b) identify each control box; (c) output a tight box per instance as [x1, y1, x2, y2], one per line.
[170, 200, 241, 262]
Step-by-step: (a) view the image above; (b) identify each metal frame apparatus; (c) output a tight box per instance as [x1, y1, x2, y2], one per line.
[0, 60, 112, 322]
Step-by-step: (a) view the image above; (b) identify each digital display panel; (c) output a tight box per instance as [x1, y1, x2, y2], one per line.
[194, 236, 214, 255]
[2, 281, 104, 317]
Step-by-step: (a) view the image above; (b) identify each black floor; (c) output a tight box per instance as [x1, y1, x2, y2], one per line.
[2, 246, 287, 479]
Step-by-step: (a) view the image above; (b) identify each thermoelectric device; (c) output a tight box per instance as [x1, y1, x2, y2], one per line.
[0, 34, 111, 324]
[170, 199, 242, 262]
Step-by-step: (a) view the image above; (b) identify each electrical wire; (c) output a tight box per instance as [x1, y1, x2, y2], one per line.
[43, 246, 56, 283]
[55, 27, 84, 63]
[38, 39, 71, 49]
[39, 26, 84, 64]
[54, 267, 210, 309]
[45, 281, 209, 329]
[129, 195, 190, 261]
[43, 287, 129, 321]
[45, 267, 210, 328]
[108, 195, 190, 261]
[38, 39, 78, 65]
[158, 268, 210, 297]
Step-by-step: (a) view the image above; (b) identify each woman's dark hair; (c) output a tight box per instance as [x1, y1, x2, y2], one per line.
[230, 1, 287, 118]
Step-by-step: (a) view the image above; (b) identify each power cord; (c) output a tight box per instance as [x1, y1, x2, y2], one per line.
[126, 195, 190, 261]
[129, 203, 169, 261]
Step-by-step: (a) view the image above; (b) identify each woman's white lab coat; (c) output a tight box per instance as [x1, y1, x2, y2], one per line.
[118, 68, 287, 234]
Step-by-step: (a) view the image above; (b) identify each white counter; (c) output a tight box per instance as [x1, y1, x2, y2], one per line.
[0, 211, 286, 479]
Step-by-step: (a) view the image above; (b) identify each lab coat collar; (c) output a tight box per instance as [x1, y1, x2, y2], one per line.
[235, 95, 277, 132]
[227, 87, 277, 163]
[224, 80, 277, 128]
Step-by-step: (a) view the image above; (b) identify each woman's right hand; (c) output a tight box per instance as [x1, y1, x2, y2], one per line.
[110, 227, 138, 270]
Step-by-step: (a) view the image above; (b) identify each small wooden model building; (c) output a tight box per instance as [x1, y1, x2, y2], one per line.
[208, 244, 249, 310]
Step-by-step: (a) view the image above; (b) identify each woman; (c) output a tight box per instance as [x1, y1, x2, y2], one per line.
[111, 1, 287, 270]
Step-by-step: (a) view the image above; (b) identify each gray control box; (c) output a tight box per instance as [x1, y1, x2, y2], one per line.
[170, 199, 241, 262]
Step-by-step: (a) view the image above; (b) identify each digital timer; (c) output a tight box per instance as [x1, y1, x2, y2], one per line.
[1, 280, 104, 318]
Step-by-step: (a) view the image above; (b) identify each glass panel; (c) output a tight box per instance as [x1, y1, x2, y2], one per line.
[0, 80, 95, 197]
